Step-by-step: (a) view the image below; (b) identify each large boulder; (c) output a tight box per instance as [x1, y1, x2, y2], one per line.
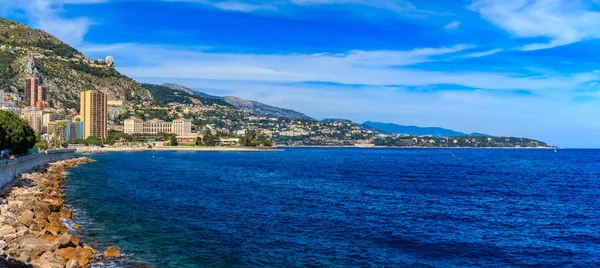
[18, 210, 34, 226]
[54, 247, 76, 260]
[102, 246, 121, 259]
[76, 246, 95, 267]
[0, 225, 16, 239]
[53, 234, 78, 249]
[59, 209, 74, 220]
[43, 222, 67, 236]
[20, 237, 53, 252]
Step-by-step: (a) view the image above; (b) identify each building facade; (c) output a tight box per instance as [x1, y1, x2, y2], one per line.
[80, 90, 108, 139]
[25, 77, 39, 107]
[21, 108, 43, 134]
[173, 118, 192, 136]
[66, 121, 84, 141]
[25, 77, 48, 107]
[124, 117, 192, 135]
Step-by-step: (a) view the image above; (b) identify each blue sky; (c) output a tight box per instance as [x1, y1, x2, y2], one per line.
[2, 0, 600, 147]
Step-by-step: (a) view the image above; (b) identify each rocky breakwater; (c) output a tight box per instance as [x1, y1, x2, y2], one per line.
[0, 157, 122, 267]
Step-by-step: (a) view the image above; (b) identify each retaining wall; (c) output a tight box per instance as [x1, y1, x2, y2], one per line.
[0, 149, 76, 188]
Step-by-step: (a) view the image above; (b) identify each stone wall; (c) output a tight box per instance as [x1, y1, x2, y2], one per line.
[0, 149, 75, 188]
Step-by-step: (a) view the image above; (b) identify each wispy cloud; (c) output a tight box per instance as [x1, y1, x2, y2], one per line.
[0, 0, 105, 45]
[81, 43, 597, 92]
[471, 0, 600, 50]
[444, 20, 460, 29]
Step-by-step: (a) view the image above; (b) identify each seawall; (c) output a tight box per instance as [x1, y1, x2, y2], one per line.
[0, 149, 76, 188]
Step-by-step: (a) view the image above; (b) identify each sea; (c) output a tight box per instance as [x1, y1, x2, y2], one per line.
[63, 148, 600, 267]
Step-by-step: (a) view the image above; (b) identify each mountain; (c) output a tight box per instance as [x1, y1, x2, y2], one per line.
[0, 18, 152, 109]
[321, 118, 355, 124]
[362, 121, 489, 137]
[142, 83, 232, 107]
[162, 83, 224, 100]
[161, 83, 314, 120]
[223, 96, 314, 120]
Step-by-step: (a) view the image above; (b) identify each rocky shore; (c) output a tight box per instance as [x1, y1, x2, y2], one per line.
[0, 158, 121, 268]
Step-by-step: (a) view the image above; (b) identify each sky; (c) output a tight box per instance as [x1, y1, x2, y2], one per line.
[1, 0, 600, 147]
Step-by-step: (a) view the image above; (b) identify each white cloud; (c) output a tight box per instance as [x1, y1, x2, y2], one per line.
[80, 43, 598, 92]
[471, 0, 600, 50]
[463, 48, 502, 58]
[444, 20, 460, 29]
[0, 0, 104, 45]
[213, 1, 277, 11]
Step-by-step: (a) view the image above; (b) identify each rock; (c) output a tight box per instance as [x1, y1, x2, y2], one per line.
[47, 212, 62, 225]
[41, 198, 62, 212]
[66, 259, 80, 268]
[39, 234, 59, 241]
[0, 225, 16, 237]
[72, 224, 82, 230]
[18, 210, 34, 226]
[34, 202, 52, 221]
[54, 247, 76, 260]
[69, 235, 81, 247]
[8, 200, 23, 210]
[0, 240, 7, 250]
[75, 246, 95, 267]
[30, 251, 65, 268]
[102, 246, 121, 259]
[43, 222, 67, 236]
[16, 251, 31, 263]
[54, 234, 77, 249]
[15, 226, 28, 237]
[20, 237, 52, 252]
[59, 209, 74, 220]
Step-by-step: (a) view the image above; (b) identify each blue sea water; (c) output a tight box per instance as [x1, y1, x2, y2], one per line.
[63, 148, 600, 267]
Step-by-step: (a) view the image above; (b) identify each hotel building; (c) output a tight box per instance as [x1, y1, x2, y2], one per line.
[124, 117, 192, 136]
[80, 90, 108, 139]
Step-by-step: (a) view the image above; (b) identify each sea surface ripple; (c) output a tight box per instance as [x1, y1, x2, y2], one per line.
[63, 148, 600, 267]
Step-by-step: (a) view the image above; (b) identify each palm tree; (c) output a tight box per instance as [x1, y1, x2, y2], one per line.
[51, 121, 68, 146]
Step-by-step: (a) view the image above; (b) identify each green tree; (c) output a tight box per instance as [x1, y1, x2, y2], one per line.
[0, 111, 37, 154]
[35, 139, 49, 150]
[170, 135, 178, 146]
[84, 136, 103, 147]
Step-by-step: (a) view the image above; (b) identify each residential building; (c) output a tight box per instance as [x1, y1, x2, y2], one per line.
[66, 121, 84, 141]
[21, 108, 43, 134]
[25, 77, 39, 107]
[80, 90, 108, 139]
[25, 77, 48, 107]
[173, 118, 192, 136]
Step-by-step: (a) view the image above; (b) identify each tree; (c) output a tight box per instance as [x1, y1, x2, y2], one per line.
[0, 111, 37, 154]
[170, 135, 178, 146]
[51, 121, 68, 145]
[35, 139, 49, 150]
[84, 136, 103, 147]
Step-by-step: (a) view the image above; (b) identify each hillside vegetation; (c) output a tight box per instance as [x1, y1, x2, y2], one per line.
[0, 18, 152, 108]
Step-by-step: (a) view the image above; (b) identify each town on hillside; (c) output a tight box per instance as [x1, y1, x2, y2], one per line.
[0, 74, 552, 149]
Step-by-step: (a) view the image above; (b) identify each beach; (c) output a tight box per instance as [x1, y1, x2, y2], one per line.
[74, 146, 283, 154]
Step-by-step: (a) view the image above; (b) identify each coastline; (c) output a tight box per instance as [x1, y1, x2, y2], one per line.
[0, 158, 121, 267]
[278, 145, 557, 149]
[74, 146, 284, 154]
